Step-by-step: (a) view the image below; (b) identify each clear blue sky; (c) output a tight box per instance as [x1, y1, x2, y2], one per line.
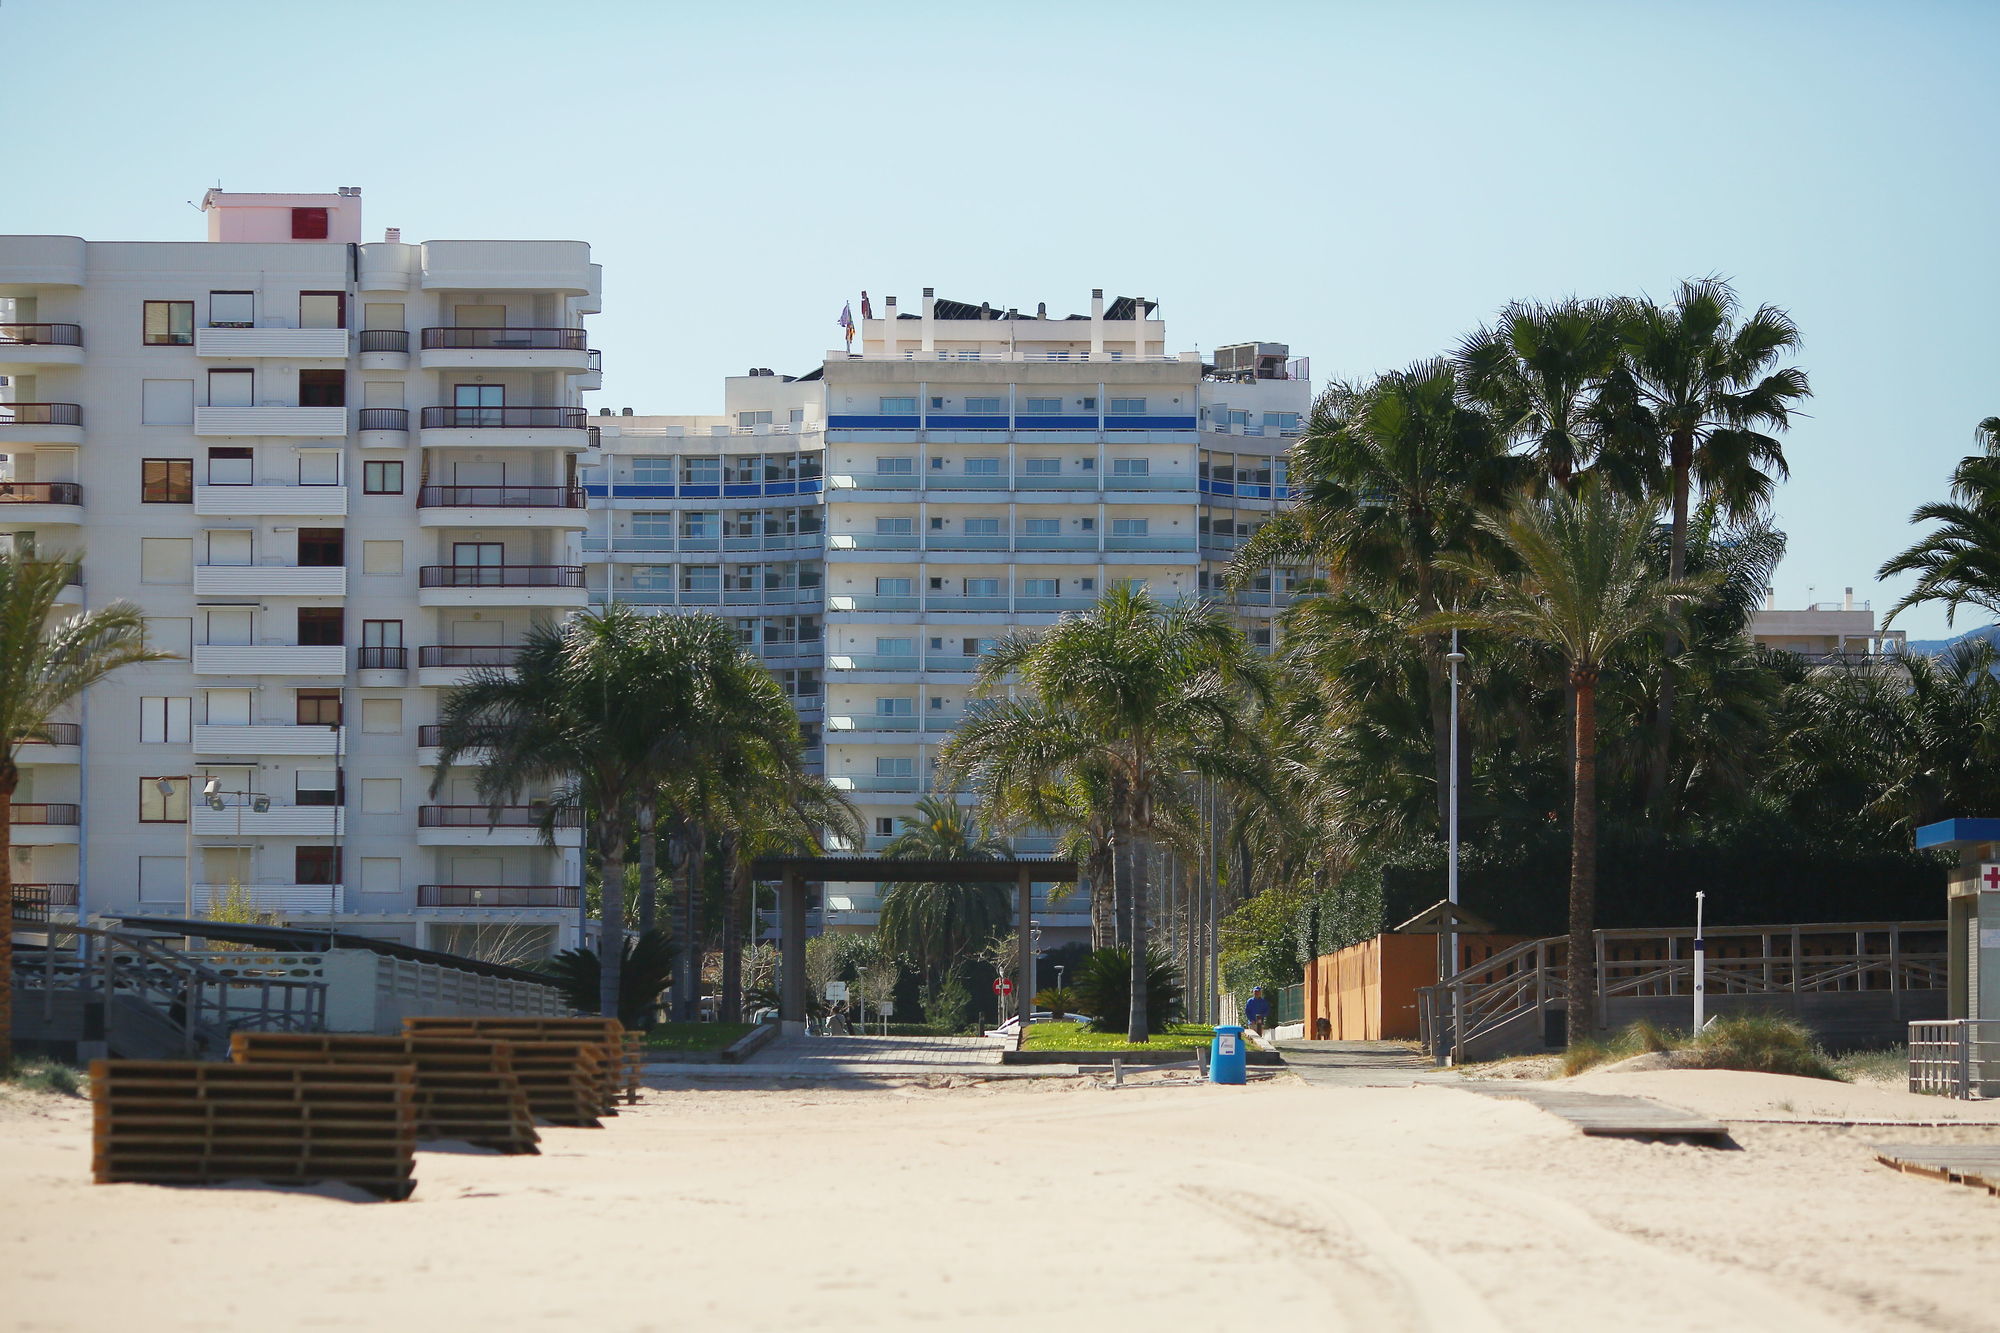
[7, 0, 1995, 637]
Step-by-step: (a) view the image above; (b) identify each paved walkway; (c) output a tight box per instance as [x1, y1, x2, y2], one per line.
[1276, 1039, 1455, 1088]
[643, 1032, 1076, 1081]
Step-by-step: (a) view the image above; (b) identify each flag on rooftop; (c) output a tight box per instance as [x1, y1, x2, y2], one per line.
[839, 301, 854, 344]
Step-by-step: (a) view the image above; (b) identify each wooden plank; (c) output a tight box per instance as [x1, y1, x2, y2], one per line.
[1873, 1143, 2000, 1198]
[1457, 1084, 1732, 1141]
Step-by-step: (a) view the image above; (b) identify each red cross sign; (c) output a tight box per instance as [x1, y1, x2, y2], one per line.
[1984, 864, 2000, 890]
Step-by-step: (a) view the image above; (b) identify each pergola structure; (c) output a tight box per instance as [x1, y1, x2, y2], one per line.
[749, 856, 1078, 1034]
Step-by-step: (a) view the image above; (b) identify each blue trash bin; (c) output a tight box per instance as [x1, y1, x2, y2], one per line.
[1209, 1024, 1247, 1085]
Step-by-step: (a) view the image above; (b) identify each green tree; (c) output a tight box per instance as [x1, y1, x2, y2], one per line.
[0, 552, 171, 1068]
[941, 587, 1271, 1041]
[1457, 298, 1629, 492]
[1426, 487, 1705, 1039]
[876, 796, 1013, 981]
[1878, 417, 2000, 626]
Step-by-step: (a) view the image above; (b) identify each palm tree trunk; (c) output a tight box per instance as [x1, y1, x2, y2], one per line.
[677, 826, 705, 1021]
[1126, 835, 1151, 1043]
[1567, 669, 1600, 1042]
[0, 769, 15, 1069]
[635, 803, 657, 937]
[596, 814, 627, 1021]
[1649, 435, 1693, 812]
[720, 836, 745, 1021]
[1087, 843, 1115, 949]
[1113, 833, 1133, 948]
[1425, 646, 1454, 838]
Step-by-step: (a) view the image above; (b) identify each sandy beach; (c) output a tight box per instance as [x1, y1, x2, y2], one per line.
[3, 1065, 1997, 1333]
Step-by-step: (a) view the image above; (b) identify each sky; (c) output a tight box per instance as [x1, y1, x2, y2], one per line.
[5, 0, 1995, 638]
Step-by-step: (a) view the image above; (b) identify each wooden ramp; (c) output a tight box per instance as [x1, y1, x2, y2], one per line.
[1458, 1083, 1732, 1142]
[1873, 1143, 2000, 1198]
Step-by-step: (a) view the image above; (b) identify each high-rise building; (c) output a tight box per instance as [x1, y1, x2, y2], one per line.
[0, 189, 600, 955]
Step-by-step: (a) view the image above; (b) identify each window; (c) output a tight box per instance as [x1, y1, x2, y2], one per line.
[1078, 517, 1096, 532]
[360, 698, 402, 735]
[965, 577, 1001, 596]
[874, 817, 896, 838]
[298, 369, 345, 406]
[930, 397, 945, 410]
[207, 368, 253, 407]
[628, 564, 673, 590]
[929, 696, 948, 710]
[298, 528, 344, 567]
[143, 301, 194, 346]
[361, 541, 402, 575]
[630, 458, 674, 485]
[1108, 398, 1146, 415]
[790, 408, 805, 424]
[140, 697, 191, 744]
[141, 379, 196, 425]
[737, 410, 772, 427]
[1023, 518, 1060, 536]
[142, 459, 193, 503]
[876, 757, 914, 777]
[1078, 577, 1097, 592]
[875, 577, 913, 597]
[1112, 458, 1150, 477]
[146, 618, 193, 657]
[453, 383, 503, 425]
[296, 689, 341, 726]
[962, 637, 998, 656]
[683, 457, 721, 485]
[878, 397, 916, 414]
[875, 456, 913, 475]
[1023, 578, 1058, 598]
[681, 511, 719, 538]
[139, 537, 193, 584]
[964, 397, 1003, 415]
[363, 461, 403, 494]
[208, 291, 254, 328]
[1264, 412, 1301, 431]
[296, 771, 342, 808]
[679, 565, 720, 593]
[875, 637, 914, 656]
[631, 512, 673, 539]
[360, 779, 401, 815]
[207, 447, 253, 486]
[290, 208, 330, 240]
[875, 517, 913, 535]
[1022, 398, 1062, 415]
[205, 689, 251, 725]
[297, 607, 343, 646]
[140, 777, 189, 823]
[1112, 518, 1150, 536]
[1080, 397, 1097, 410]
[295, 846, 341, 885]
[964, 458, 1001, 475]
[299, 292, 345, 329]
[877, 697, 914, 716]
[304, 450, 345, 487]
[963, 517, 1001, 535]
[1022, 457, 1060, 474]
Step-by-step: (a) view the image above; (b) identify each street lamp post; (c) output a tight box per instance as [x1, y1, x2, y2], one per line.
[1445, 633, 1466, 1063]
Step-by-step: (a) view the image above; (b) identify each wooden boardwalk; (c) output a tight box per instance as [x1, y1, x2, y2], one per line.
[1873, 1143, 2000, 1198]
[1458, 1083, 1732, 1141]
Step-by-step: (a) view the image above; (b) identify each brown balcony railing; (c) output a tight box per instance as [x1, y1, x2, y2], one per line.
[358, 329, 409, 353]
[417, 724, 508, 747]
[10, 883, 78, 922]
[358, 407, 409, 431]
[417, 485, 585, 509]
[0, 482, 81, 505]
[417, 645, 522, 668]
[420, 327, 588, 351]
[0, 324, 83, 347]
[419, 565, 584, 589]
[419, 884, 579, 908]
[418, 805, 581, 829]
[356, 646, 407, 670]
[11, 803, 80, 825]
[0, 403, 82, 427]
[419, 406, 587, 430]
[18, 723, 81, 745]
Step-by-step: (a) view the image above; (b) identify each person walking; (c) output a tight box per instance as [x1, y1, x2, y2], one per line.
[1243, 987, 1272, 1038]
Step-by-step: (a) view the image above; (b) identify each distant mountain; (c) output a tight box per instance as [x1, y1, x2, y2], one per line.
[1904, 624, 2000, 655]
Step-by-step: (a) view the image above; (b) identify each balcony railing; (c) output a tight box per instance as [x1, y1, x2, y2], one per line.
[417, 724, 508, 747]
[418, 884, 580, 908]
[358, 408, 409, 431]
[418, 805, 582, 828]
[356, 646, 408, 670]
[10, 883, 78, 922]
[420, 327, 588, 351]
[419, 565, 585, 588]
[420, 406, 588, 430]
[0, 482, 82, 505]
[11, 803, 79, 825]
[417, 486, 586, 509]
[0, 324, 82, 347]
[0, 403, 81, 426]
[18, 723, 81, 745]
[358, 329, 410, 353]
[417, 645, 522, 668]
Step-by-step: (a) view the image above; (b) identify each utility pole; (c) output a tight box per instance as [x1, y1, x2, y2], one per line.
[1446, 632, 1466, 1061]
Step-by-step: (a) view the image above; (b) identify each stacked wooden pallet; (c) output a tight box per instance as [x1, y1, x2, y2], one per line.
[404, 1018, 629, 1120]
[231, 1033, 539, 1155]
[92, 1061, 416, 1201]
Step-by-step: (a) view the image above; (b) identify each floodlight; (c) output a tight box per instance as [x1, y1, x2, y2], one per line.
[251, 796, 270, 814]
[154, 778, 176, 797]
[202, 777, 220, 797]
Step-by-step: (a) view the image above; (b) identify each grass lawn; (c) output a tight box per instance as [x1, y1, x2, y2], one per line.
[640, 1021, 758, 1053]
[1021, 1021, 1216, 1052]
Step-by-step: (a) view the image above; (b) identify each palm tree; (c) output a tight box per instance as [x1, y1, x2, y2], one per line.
[0, 552, 171, 1068]
[1878, 417, 2000, 626]
[940, 586, 1272, 1041]
[876, 796, 1013, 982]
[1425, 487, 1705, 1040]
[1457, 298, 1630, 492]
[1613, 279, 1810, 803]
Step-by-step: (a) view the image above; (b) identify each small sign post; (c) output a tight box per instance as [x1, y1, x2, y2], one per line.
[824, 980, 848, 1003]
[1693, 891, 1707, 1033]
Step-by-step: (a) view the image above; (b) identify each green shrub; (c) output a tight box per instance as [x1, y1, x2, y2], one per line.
[921, 971, 976, 1033]
[1689, 1014, 1839, 1080]
[541, 930, 675, 1026]
[1033, 986, 1079, 1020]
[1561, 1019, 1681, 1075]
[4, 1058, 82, 1097]
[1071, 948, 1183, 1036]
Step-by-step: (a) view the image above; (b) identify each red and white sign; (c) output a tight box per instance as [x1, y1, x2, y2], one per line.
[993, 978, 1014, 995]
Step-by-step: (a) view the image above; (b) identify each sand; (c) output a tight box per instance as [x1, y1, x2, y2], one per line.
[3, 1067, 1998, 1333]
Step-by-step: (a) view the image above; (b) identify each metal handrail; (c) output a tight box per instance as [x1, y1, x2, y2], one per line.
[417, 884, 580, 907]
[0, 403, 82, 426]
[10, 803, 80, 824]
[416, 485, 586, 509]
[418, 565, 585, 588]
[419, 406, 588, 429]
[418, 805, 582, 828]
[0, 482, 82, 505]
[357, 407, 409, 430]
[358, 329, 409, 352]
[356, 646, 407, 670]
[18, 723, 81, 745]
[0, 324, 83, 347]
[420, 327, 587, 351]
[417, 645, 522, 667]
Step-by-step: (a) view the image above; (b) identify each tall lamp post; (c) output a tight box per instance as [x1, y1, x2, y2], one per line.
[1445, 633, 1466, 1062]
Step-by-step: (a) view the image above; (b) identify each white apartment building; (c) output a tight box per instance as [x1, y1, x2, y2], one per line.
[584, 290, 1310, 947]
[1750, 587, 1908, 662]
[0, 189, 599, 956]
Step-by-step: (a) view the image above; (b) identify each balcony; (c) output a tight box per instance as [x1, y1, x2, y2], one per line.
[828, 715, 921, 734]
[11, 803, 80, 844]
[418, 884, 579, 909]
[0, 403, 83, 446]
[16, 722, 81, 765]
[358, 408, 409, 446]
[0, 324, 83, 369]
[358, 329, 410, 370]
[417, 644, 520, 687]
[192, 644, 347, 676]
[418, 565, 586, 609]
[417, 804, 582, 847]
[418, 240, 595, 294]
[10, 884, 78, 923]
[418, 405, 589, 449]
[191, 802, 343, 837]
[356, 644, 407, 686]
[416, 723, 500, 767]
[193, 406, 347, 437]
[828, 775, 919, 793]
[194, 327, 349, 358]
[194, 484, 348, 517]
[192, 884, 345, 914]
[418, 327, 591, 373]
[579, 348, 602, 391]
[0, 481, 83, 525]
[192, 724, 346, 757]
[825, 653, 921, 672]
[193, 564, 347, 597]
[416, 485, 588, 529]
